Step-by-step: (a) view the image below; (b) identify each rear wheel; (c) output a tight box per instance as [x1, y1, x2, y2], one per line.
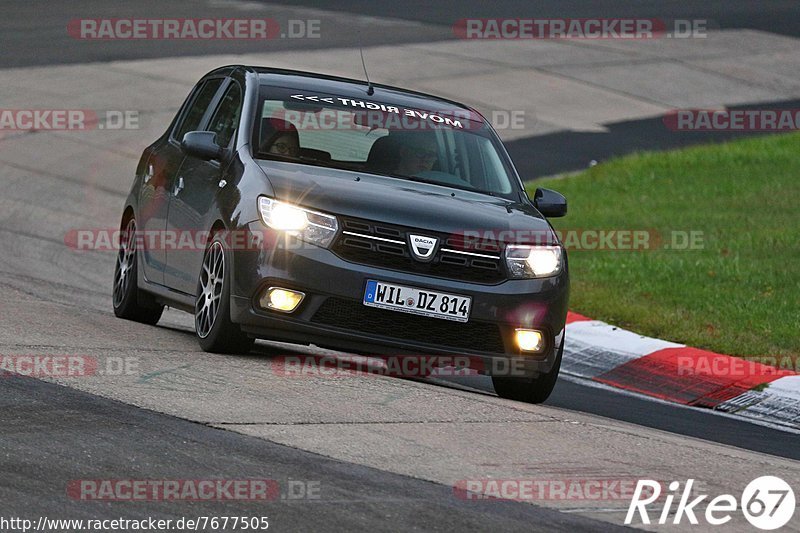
[492, 339, 563, 404]
[112, 218, 164, 325]
[195, 234, 255, 354]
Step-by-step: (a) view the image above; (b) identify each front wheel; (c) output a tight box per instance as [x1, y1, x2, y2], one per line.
[113, 218, 164, 325]
[195, 234, 255, 354]
[492, 339, 563, 404]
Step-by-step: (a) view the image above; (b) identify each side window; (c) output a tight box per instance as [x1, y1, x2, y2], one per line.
[475, 137, 512, 194]
[174, 78, 223, 142]
[207, 82, 242, 148]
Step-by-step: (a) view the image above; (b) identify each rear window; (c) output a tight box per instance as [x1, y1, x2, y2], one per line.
[252, 86, 520, 199]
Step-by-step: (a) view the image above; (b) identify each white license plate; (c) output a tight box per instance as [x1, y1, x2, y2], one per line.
[363, 280, 471, 323]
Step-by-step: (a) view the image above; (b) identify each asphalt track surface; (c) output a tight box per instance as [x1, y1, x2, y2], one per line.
[286, 0, 800, 39]
[1, 375, 618, 533]
[1, 1, 799, 531]
[0, 0, 450, 68]
[3, 0, 797, 177]
[438, 376, 800, 461]
[5, 0, 800, 69]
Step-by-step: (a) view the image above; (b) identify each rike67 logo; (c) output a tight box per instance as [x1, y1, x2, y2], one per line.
[626, 476, 795, 530]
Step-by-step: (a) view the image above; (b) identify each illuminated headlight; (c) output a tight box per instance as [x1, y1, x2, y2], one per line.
[258, 197, 338, 248]
[505, 245, 562, 278]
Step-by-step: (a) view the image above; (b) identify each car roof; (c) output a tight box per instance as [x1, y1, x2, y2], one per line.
[244, 66, 476, 117]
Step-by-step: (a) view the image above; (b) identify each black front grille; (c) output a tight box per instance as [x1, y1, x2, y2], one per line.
[312, 298, 507, 354]
[332, 217, 505, 284]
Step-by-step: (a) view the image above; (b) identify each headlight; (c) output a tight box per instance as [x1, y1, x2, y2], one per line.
[505, 245, 562, 278]
[258, 197, 338, 248]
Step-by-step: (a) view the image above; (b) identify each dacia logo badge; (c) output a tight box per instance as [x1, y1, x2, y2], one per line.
[408, 234, 438, 262]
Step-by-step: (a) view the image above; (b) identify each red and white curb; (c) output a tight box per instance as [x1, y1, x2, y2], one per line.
[562, 312, 800, 430]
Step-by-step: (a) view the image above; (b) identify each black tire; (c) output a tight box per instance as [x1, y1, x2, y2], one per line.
[492, 339, 563, 404]
[113, 218, 164, 325]
[194, 233, 255, 354]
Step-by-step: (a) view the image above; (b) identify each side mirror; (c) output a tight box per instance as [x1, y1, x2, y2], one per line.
[181, 131, 222, 161]
[533, 187, 567, 218]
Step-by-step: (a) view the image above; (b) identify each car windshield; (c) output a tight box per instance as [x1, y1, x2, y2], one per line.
[252, 86, 520, 199]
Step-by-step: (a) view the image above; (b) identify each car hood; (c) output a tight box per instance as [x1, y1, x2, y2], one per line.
[256, 160, 557, 243]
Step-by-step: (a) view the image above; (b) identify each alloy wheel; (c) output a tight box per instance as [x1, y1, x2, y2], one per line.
[195, 241, 225, 338]
[113, 219, 137, 308]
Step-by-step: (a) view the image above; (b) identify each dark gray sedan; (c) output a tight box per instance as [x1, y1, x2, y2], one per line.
[113, 65, 569, 403]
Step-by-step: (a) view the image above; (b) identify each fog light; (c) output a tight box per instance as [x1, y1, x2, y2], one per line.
[261, 287, 304, 313]
[515, 329, 544, 352]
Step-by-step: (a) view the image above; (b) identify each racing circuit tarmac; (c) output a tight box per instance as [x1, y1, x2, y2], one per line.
[1, 1, 799, 531]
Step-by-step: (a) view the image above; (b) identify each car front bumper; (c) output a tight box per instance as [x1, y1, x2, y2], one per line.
[230, 222, 569, 377]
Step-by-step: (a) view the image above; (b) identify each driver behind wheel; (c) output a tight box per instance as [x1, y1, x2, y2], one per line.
[259, 118, 300, 158]
[394, 133, 438, 176]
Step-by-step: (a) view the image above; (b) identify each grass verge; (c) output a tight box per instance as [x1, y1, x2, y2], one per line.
[529, 132, 800, 359]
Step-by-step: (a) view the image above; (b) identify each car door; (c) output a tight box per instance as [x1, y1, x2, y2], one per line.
[138, 77, 224, 285]
[164, 79, 243, 295]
